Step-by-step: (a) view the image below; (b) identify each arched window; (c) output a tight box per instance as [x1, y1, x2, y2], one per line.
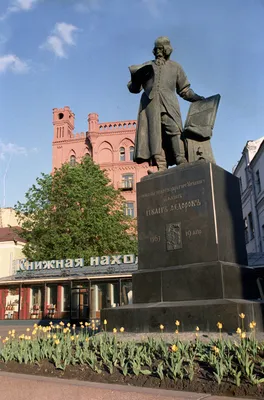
[70, 155, 76, 166]
[129, 146, 134, 161]
[119, 147, 125, 161]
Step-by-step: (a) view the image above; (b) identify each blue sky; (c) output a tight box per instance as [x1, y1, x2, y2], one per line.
[0, 0, 264, 207]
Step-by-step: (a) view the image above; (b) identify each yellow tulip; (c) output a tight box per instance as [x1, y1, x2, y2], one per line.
[59, 321, 64, 326]
[71, 336, 75, 341]
[217, 322, 223, 330]
[11, 329, 15, 334]
[236, 327, 242, 334]
[241, 332, 246, 339]
[53, 334, 57, 339]
[47, 334, 51, 339]
[85, 338, 89, 342]
[8, 330, 11, 335]
[159, 324, 164, 331]
[171, 344, 178, 352]
[113, 328, 117, 333]
[103, 319, 107, 325]
[212, 346, 220, 354]
[175, 320, 180, 326]
[239, 313, 245, 319]
[67, 323, 71, 327]
[81, 325, 84, 329]
[120, 327, 125, 333]
[54, 339, 60, 345]
[26, 328, 30, 332]
[196, 326, 200, 332]
[175, 329, 179, 334]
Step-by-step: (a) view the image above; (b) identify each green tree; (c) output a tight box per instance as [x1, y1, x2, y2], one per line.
[14, 156, 137, 263]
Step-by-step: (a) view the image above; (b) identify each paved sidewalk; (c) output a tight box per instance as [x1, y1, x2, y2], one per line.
[0, 371, 254, 400]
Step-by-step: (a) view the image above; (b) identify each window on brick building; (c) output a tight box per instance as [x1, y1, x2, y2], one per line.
[124, 202, 134, 217]
[70, 155, 76, 166]
[129, 146, 134, 161]
[121, 174, 134, 189]
[119, 147, 125, 161]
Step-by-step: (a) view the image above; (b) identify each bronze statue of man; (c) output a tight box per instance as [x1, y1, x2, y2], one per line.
[128, 36, 204, 171]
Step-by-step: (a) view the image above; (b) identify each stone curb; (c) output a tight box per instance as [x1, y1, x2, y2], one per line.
[0, 371, 253, 400]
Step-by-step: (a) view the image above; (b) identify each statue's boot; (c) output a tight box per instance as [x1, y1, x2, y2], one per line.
[147, 154, 167, 175]
[175, 156, 187, 165]
[171, 134, 187, 165]
[155, 154, 167, 172]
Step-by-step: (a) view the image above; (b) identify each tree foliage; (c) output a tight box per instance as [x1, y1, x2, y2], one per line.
[14, 156, 137, 263]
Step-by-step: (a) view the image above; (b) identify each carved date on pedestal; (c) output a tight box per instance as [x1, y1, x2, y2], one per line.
[166, 222, 182, 251]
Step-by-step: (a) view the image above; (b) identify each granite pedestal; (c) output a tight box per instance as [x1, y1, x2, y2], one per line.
[101, 161, 264, 332]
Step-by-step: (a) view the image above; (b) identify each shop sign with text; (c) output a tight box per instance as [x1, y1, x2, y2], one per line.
[14, 254, 138, 273]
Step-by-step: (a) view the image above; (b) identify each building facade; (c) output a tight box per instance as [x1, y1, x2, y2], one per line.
[52, 107, 154, 217]
[233, 137, 264, 253]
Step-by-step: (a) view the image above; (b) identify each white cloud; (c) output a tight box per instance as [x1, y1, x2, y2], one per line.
[12, 0, 40, 11]
[0, 141, 38, 162]
[0, 141, 28, 160]
[141, 0, 167, 18]
[44, 35, 66, 58]
[55, 22, 78, 45]
[0, 54, 29, 74]
[0, 0, 41, 20]
[41, 22, 79, 59]
[74, 0, 100, 13]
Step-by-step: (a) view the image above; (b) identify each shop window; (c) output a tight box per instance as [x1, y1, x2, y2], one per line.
[90, 282, 119, 319]
[5, 287, 19, 320]
[47, 285, 57, 307]
[124, 202, 134, 217]
[119, 147, 125, 161]
[129, 146, 134, 161]
[62, 285, 71, 312]
[31, 286, 43, 318]
[120, 279, 133, 305]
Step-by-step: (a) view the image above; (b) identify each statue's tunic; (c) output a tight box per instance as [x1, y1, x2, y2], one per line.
[128, 60, 191, 165]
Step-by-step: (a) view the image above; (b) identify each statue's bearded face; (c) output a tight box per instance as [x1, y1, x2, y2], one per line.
[154, 45, 165, 59]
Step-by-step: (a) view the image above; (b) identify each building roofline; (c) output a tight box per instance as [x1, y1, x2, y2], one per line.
[249, 139, 264, 166]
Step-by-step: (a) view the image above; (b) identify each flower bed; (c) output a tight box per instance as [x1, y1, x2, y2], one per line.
[0, 320, 263, 398]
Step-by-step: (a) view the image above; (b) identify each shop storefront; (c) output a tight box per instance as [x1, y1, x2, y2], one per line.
[0, 255, 137, 321]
